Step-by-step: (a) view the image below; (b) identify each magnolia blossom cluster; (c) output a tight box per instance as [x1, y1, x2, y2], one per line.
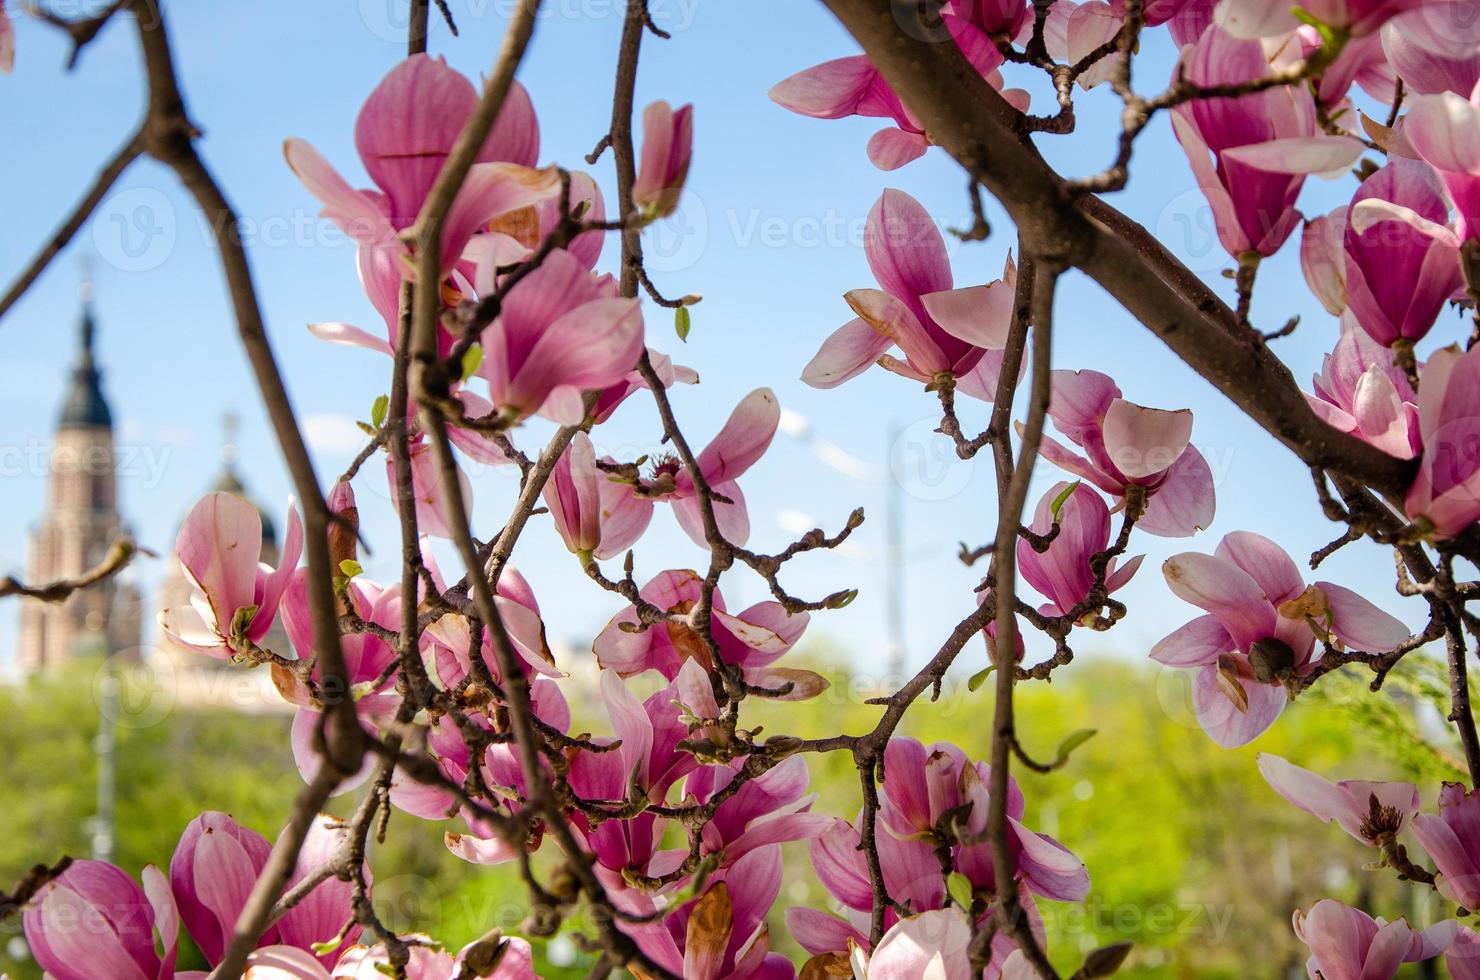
[770, 0, 1477, 971]
[22, 811, 538, 979]
[1253, 755, 1480, 979]
[12, 0, 1480, 972]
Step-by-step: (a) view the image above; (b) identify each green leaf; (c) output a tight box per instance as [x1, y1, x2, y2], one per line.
[1053, 728, 1098, 767]
[968, 666, 995, 692]
[312, 936, 344, 956]
[370, 394, 389, 431]
[1050, 480, 1081, 521]
[946, 871, 974, 912]
[339, 559, 363, 579]
[675, 306, 692, 343]
[461, 343, 484, 381]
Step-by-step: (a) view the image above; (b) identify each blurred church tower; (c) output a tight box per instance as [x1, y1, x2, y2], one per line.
[18, 285, 141, 670]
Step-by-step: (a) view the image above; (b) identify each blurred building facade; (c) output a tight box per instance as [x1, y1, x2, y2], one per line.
[17, 296, 141, 670]
[15, 300, 287, 712]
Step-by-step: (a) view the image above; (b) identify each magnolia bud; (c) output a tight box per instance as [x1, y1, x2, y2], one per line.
[327, 480, 359, 568]
[1248, 637, 1295, 684]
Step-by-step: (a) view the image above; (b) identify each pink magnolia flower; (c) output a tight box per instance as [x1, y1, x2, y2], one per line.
[543, 431, 652, 559]
[1452, 928, 1480, 980]
[476, 248, 644, 424]
[1413, 782, 1480, 908]
[23, 860, 179, 980]
[245, 945, 330, 979]
[593, 569, 810, 691]
[946, 0, 1032, 40]
[626, 845, 794, 980]
[276, 815, 362, 962]
[1216, 0, 1420, 39]
[788, 739, 1082, 966]
[285, 55, 555, 335]
[802, 190, 1017, 396]
[1257, 753, 1420, 845]
[848, 909, 973, 979]
[1046, 2, 1128, 90]
[633, 100, 693, 219]
[879, 739, 1089, 902]
[1164, 0, 1216, 45]
[1405, 343, 1480, 537]
[1305, 315, 1421, 459]
[769, 31, 1027, 170]
[1293, 899, 1456, 980]
[1313, 29, 1399, 107]
[330, 937, 537, 979]
[1171, 27, 1363, 259]
[173, 812, 359, 968]
[590, 347, 699, 425]
[420, 567, 559, 681]
[1018, 481, 1143, 618]
[685, 755, 833, 868]
[464, 168, 608, 274]
[566, 666, 704, 899]
[1404, 82, 1480, 243]
[1152, 531, 1410, 746]
[0, 1, 13, 74]
[1109, 0, 1198, 28]
[1381, 11, 1480, 98]
[171, 811, 277, 965]
[277, 573, 404, 794]
[1036, 369, 1215, 537]
[400, 678, 570, 863]
[1302, 207, 1349, 315]
[1343, 159, 1463, 347]
[622, 387, 780, 547]
[845, 908, 1042, 980]
[159, 492, 304, 660]
[385, 432, 475, 540]
[790, 838, 1046, 975]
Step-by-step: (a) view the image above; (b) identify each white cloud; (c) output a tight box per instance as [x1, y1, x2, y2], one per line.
[302, 413, 367, 456]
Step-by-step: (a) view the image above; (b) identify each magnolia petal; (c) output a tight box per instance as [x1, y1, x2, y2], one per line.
[1136, 444, 1216, 537]
[1318, 581, 1411, 651]
[1215, 530, 1304, 605]
[1102, 399, 1193, 479]
[844, 287, 946, 377]
[921, 280, 1015, 351]
[1405, 91, 1480, 175]
[866, 127, 929, 170]
[785, 907, 866, 957]
[281, 138, 393, 246]
[801, 317, 893, 389]
[1150, 615, 1233, 667]
[1221, 135, 1365, 174]
[866, 189, 953, 305]
[306, 321, 394, 356]
[1193, 664, 1286, 747]
[769, 56, 880, 119]
[1162, 552, 1276, 649]
[692, 388, 780, 489]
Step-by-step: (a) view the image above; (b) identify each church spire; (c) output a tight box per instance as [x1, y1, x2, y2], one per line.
[60, 280, 112, 429]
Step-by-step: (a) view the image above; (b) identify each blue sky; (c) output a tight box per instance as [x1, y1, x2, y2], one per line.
[0, 0, 1444, 687]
